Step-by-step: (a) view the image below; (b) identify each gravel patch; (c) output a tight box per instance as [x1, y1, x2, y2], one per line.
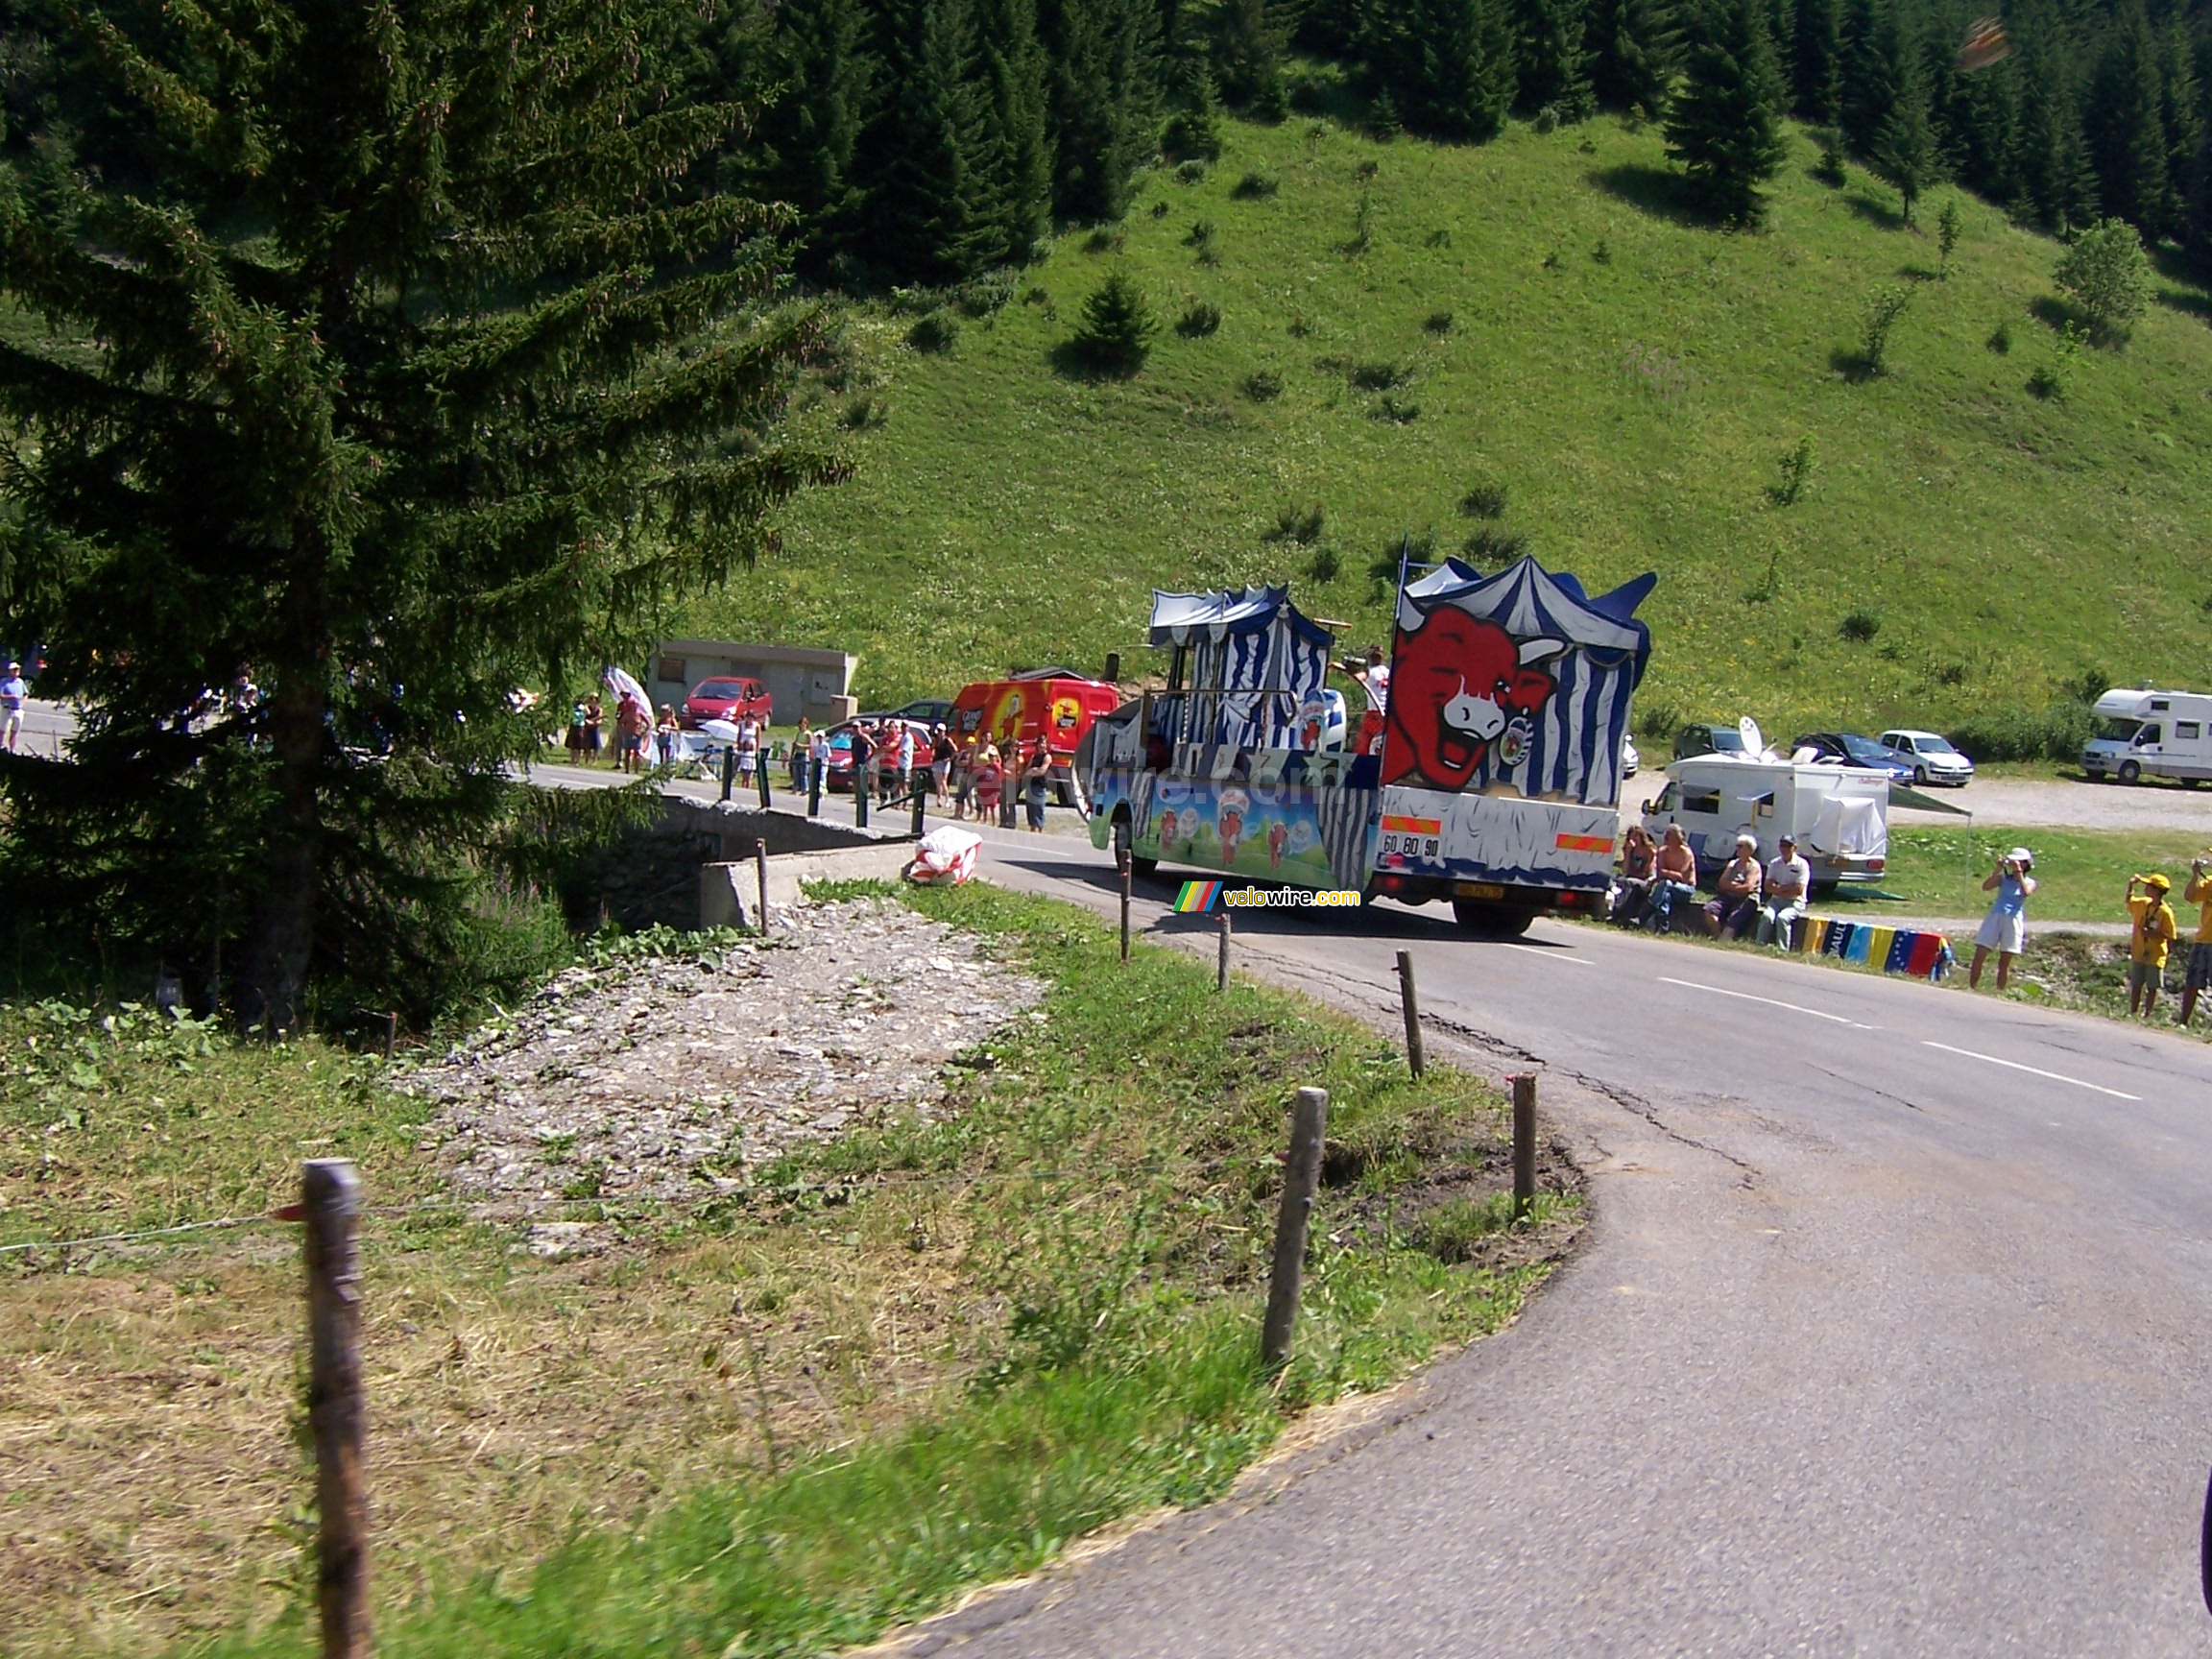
[405, 898, 1044, 1219]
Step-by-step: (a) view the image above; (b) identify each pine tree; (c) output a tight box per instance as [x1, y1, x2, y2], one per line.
[1370, 0, 1519, 139]
[978, 0, 1055, 262]
[1517, 0, 1598, 118]
[1040, 0, 1161, 221]
[2013, 8, 2098, 232]
[0, 0, 842, 1029]
[1871, 39, 1942, 225]
[1213, 0, 1286, 111]
[1589, 0, 1675, 114]
[1666, 0, 1790, 224]
[2084, 0, 2173, 238]
[1070, 270, 1160, 371]
[1791, 0, 1840, 121]
[756, 0, 878, 268]
[2154, 22, 2201, 241]
[1837, 0, 1899, 155]
[1928, 21, 2014, 204]
[867, 0, 998, 281]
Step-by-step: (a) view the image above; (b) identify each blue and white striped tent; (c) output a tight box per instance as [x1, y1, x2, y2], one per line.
[1149, 586, 1334, 749]
[1396, 557, 1655, 807]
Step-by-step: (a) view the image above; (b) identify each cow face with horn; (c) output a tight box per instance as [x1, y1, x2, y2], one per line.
[1380, 600, 1566, 791]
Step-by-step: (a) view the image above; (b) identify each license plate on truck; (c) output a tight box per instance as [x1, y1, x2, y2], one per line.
[1455, 881, 1505, 901]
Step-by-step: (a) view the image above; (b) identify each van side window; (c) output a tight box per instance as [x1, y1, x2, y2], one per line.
[1683, 789, 1721, 815]
[1651, 783, 1678, 812]
[2177, 722, 2200, 741]
[2138, 725, 2162, 746]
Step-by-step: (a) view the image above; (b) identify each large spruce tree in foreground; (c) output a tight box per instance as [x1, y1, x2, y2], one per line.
[1666, 0, 1789, 224]
[0, 0, 843, 1029]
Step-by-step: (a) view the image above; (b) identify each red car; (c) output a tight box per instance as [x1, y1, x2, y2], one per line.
[682, 675, 773, 729]
[820, 718, 934, 793]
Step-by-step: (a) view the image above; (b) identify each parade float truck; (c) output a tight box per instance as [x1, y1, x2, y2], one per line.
[1081, 555, 1656, 934]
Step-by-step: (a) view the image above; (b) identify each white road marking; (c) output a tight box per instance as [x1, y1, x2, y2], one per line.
[1920, 1041, 2141, 1101]
[1502, 943, 1592, 964]
[1656, 976, 1875, 1028]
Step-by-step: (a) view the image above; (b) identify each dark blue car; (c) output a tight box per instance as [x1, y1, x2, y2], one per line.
[1791, 731, 1915, 783]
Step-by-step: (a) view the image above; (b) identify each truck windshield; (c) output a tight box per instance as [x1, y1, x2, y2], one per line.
[2099, 719, 2144, 742]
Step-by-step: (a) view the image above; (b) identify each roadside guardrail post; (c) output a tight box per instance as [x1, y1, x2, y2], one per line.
[1262, 1087, 1329, 1367]
[1396, 950, 1426, 1079]
[302, 1159, 370, 1659]
[1510, 1073, 1537, 1220]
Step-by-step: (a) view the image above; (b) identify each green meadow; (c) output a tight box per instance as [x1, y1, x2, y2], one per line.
[691, 103, 2212, 733]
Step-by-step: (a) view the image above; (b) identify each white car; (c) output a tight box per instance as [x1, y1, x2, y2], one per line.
[1878, 729, 1974, 787]
[1621, 734, 1641, 778]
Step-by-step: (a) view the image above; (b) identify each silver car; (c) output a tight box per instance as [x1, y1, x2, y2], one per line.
[1877, 729, 1974, 787]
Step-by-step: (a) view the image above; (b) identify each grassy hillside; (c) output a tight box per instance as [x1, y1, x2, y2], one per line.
[686, 104, 2212, 733]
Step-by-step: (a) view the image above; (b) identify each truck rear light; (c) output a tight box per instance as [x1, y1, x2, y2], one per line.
[1869, 858, 1886, 873]
[1375, 873, 1404, 894]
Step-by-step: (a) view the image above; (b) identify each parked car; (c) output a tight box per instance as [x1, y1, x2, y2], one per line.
[1671, 721, 1752, 762]
[819, 717, 935, 793]
[1790, 732, 1915, 783]
[1877, 729, 1975, 787]
[682, 675, 773, 729]
[865, 697, 955, 727]
[1621, 734, 1641, 778]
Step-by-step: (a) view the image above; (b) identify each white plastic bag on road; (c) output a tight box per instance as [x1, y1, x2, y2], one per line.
[907, 826, 982, 886]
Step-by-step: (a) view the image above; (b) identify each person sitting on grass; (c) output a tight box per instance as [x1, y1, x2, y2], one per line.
[1704, 834, 1763, 941]
[1756, 833, 1812, 950]
[1611, 824, 1657, 926]
[1651, 825, 1698, 931]
[2181, 855, 2212, 1027]
[2127, 873, 2180, 1020]
[1970, 848, 2035, 992]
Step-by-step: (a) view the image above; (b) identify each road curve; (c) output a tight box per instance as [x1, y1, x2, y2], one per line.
[896, 827, 2212, 1658]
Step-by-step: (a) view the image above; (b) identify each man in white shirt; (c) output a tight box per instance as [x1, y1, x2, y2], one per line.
[1757, 833, 1813, 949]
[0, 660, 25, 753]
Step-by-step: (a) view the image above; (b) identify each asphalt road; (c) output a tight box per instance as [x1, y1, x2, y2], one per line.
[878, 825, 2212, 1658]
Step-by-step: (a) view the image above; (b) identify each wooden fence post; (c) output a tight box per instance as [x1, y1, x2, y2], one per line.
[1396, 950, 1426, 1079]
[1216, 911, 1232, 991]
[1262, 1087, 1329, 1367]
[754, 839, 771, 934]
[1510, 1073, 1537, 1220]
[302, 1159, 370, 1659]
[1118, 850, 1132, 963]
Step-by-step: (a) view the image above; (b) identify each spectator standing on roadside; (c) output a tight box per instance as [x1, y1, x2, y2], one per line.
[1651, 825, 1697, 931]
[2126, 873, 2180, 1019]
[790, 717, 812, 787]
[1703, 834, 1763, 940]
[1, 660, 26, 754]
[896, 721, 917, 804]
[952, 737, 976, 820]
[974, 741, 1003, 823]
[613, 690, 646, 774]
[735, 712, 759, 784]
[583, 693, 604, 763]
[1969, 848, 2036, 992]
[1022, 742, 1053, 831]
[566, 700, 589, 760]
[807, 721, 829, 793]
[856, 721, 880, 803]
[655, 704, 680, 768]
[2180, 855, 2212, 1027]
[930, 724, 956, 805]
[1756, 833, 1812, 949]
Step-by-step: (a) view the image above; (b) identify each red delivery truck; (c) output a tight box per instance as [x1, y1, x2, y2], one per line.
[950, 669, 1121, 805]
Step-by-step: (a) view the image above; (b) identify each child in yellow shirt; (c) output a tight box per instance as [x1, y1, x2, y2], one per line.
[2181, 856, 2212, 1026]
[2127, 873, 2180, 1019]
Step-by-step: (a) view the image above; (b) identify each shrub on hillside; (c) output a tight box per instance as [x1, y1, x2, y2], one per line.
[1459, 481, 1508, 518]
[907, 313, 958, 354]
[1263, 503, 1325, 544]
[1176, 301, 1222, 337]
[1231, 171, 1280, 199]
[1463, 526, 1527, 562]
[1308, 545, 1341, 583]
[2055, 218, 2151, 344]
[1174, 158, 1209, 184]
[1162, 105, 1221, 163]
[1240, 368, 1284, 400]
[1423, 310, 1454, 334]
[1839, 608, 1881, 642]
[1371, 393, 1420, 423]
[1067, 274, 1157, 376]
[1945, 703, 2098, 763]
[1349, 360, 1407, 390]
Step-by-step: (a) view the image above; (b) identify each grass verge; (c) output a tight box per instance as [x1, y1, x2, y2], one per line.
[1836, 825, 2212, 924]
[4, 881, 1574, 1658]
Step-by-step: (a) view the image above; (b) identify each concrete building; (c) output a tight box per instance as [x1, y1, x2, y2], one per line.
[651, 639, 856, 725]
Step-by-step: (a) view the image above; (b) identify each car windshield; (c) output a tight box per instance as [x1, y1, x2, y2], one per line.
[1709, 729, 1746, 751]
[695, 681, 748, 697]
[1839, 735, 1888, 759]
[2099, 718, 2144, 742]
[1909, 734, 1957, 755]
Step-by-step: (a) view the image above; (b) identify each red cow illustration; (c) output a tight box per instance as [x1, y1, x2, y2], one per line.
[1380, 608, 1565, 789]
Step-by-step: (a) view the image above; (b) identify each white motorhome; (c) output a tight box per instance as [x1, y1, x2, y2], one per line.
[1644, 756, 1888, 892]
[2081, 688, 2212, 785]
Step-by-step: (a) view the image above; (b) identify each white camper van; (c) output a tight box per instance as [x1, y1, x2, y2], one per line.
[1644, 757, 1889, 893]
[2081, 688, 2212, 785]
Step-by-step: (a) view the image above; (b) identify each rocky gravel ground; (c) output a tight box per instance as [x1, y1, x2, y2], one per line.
[403, 898, 1044, 1233]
